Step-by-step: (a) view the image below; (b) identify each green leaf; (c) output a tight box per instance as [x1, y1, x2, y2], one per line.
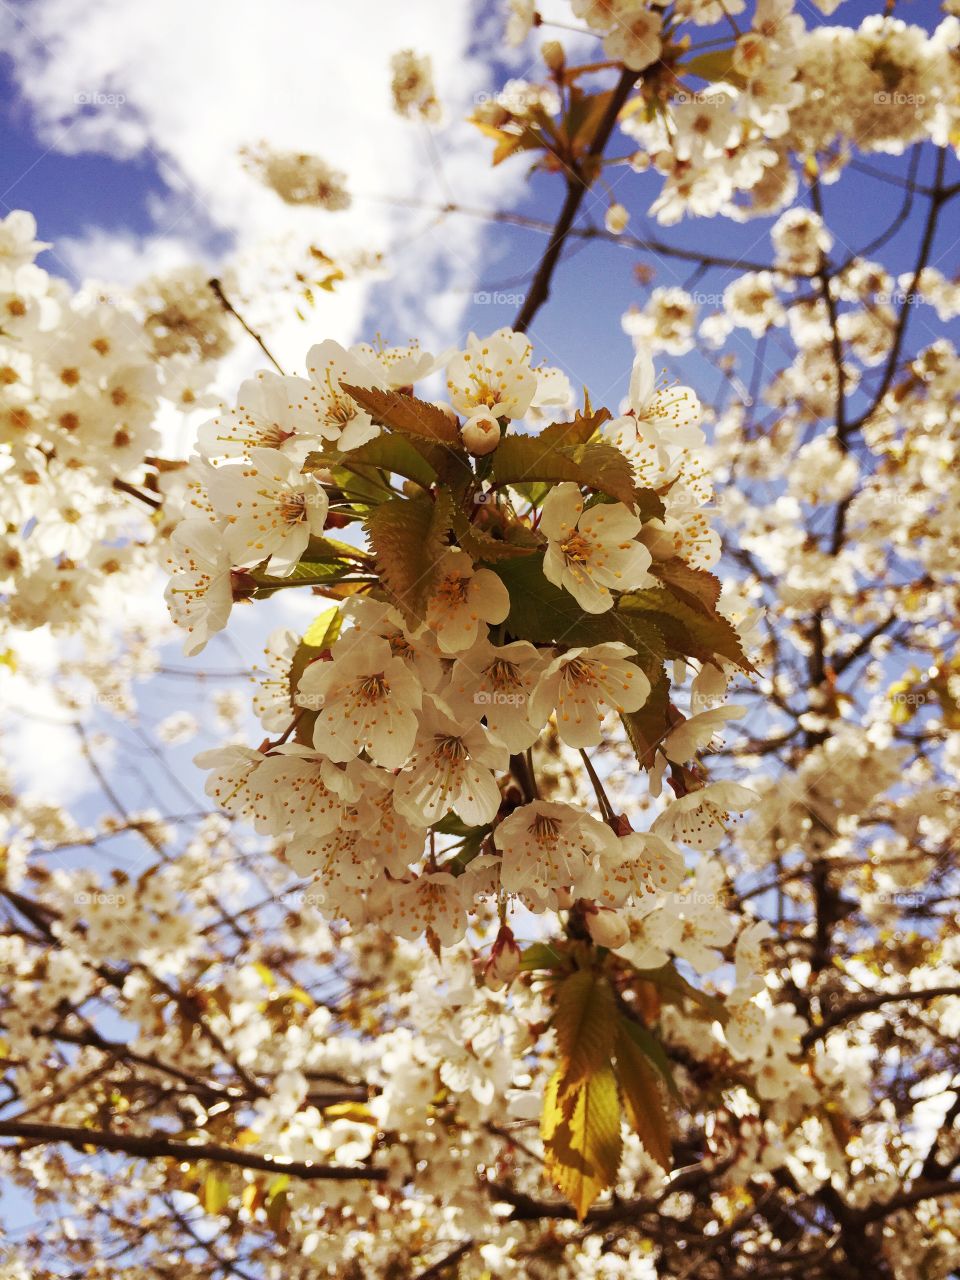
[621, 673, 672, 771]
[542, 1066, 623, 1221]
[680, 48, 746, 89]
[538, 408, 611, 450]
[492, 435, 640, 508]
[493, 554, 665, 669]
[631, 961, 728, 1026]
[614, 1024, 672, 1172]
[619, 1019, 680, 1099]
[307, 434, 439, 488]
[364, 490, 453, 625]
[651, 558, 723, 616]
[202, 1171, 232, 1215]
[520, 941, 570, 972]
[251, 560, 351, 597]
[553, 969, 619, 1086]
[618, 587, 754, 673]
[341, 383, 462, 446]
[451, 505, 539, 563]
[302, 605, 342, 649]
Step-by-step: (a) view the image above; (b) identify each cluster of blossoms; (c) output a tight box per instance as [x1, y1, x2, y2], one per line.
[389, 48, 442, 123]
[486, 0, 960, 225]
[0, 210, 220, 638]
[240, 143, 352, 210]
[166, 327, 756, 951]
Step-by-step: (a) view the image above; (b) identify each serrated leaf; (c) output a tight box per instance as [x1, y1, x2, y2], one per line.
[493, 554, 665, 668]
[451, 505, 539, 562]
[307, 434, 439, 488]
[619, 1018, 679, 1098]
[631, 961, 728, 1025]
[364, 490, 453, 624]
[492, 435, 640, 508]
[553, 969, 618, 1086]
[542, 1066, 623, 1221]
[251, 560, 352, 597]
[618, 587, 754, 673]
[538, 407, 611, 450]
[341, 383, 462, 446]
[652, 558, 722, 616]
[621, 672, 671, 770]
[614, 1024, 672, 1172]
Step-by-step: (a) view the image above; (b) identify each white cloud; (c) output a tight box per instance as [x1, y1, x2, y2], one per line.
[0, 0, 550, 362]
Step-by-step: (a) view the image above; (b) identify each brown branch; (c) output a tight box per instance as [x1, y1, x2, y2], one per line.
[0, 1120, 387, 1182]
[802, 985, 960, 1048]
[513, 67, 640, 334]
[208, 277, 285, 374]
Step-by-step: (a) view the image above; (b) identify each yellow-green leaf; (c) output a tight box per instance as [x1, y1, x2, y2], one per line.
[302, 606, 342, 649]
[542, 1066, 623, 1220]
[203, 1171, 232, 1215]
[553, 969, 619, 1085]
[341, 383, 462, 446]
[364, 490, 453, 624]
[614, 1024, 672, 1172]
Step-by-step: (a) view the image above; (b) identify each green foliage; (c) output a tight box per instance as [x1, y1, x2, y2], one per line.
[364, 490, 453, 624]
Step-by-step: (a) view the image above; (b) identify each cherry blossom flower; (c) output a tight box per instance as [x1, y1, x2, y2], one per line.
[295, 633, 422, 769]
[424, 549, 510, 654]
[449, 639, 547, 752]
[163, 518, 234, 656]
[393, 695, 508, 826]
[541, 483, 653, 613]
[305, 339, 386, 449]
[531, 642, 651, 748]
[495, 800, 617, 901]
[652, 781, 758, 850]
[446, 329, 537, 421]
[206, 447, 329, 576]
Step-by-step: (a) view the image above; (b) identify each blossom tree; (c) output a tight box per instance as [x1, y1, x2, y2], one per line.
[2, 1, 960, 1278]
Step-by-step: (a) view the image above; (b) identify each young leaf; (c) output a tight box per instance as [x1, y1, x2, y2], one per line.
[621, 673, 672, 770]
[553, 969, 619, 1085]
[301, 605, 342, 649]
[364, 490, 453, 624]
[492, 435, 640, 509]
[619, 1018, 680, 1098]
[618, 587, 754, 673]
[652, 558, 723, 616]
[450, 506, 539, 562]
[614, 1024, 672, 1172]
[307, 435, 439, 488]
[341, 383, 462, 446]
[542, 1066, 623, 1221]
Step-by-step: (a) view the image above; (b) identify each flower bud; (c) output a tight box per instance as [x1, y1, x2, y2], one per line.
[461, 411, 501, 457]
[486, 923, 522, 985]
[542, 40, 565, 72]
[605, 203, 629, 235]
[585, 906, 630, 949]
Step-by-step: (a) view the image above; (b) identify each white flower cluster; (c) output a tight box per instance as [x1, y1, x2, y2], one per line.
[0, 211, 215, 637]
[167, 327, 754, 945]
